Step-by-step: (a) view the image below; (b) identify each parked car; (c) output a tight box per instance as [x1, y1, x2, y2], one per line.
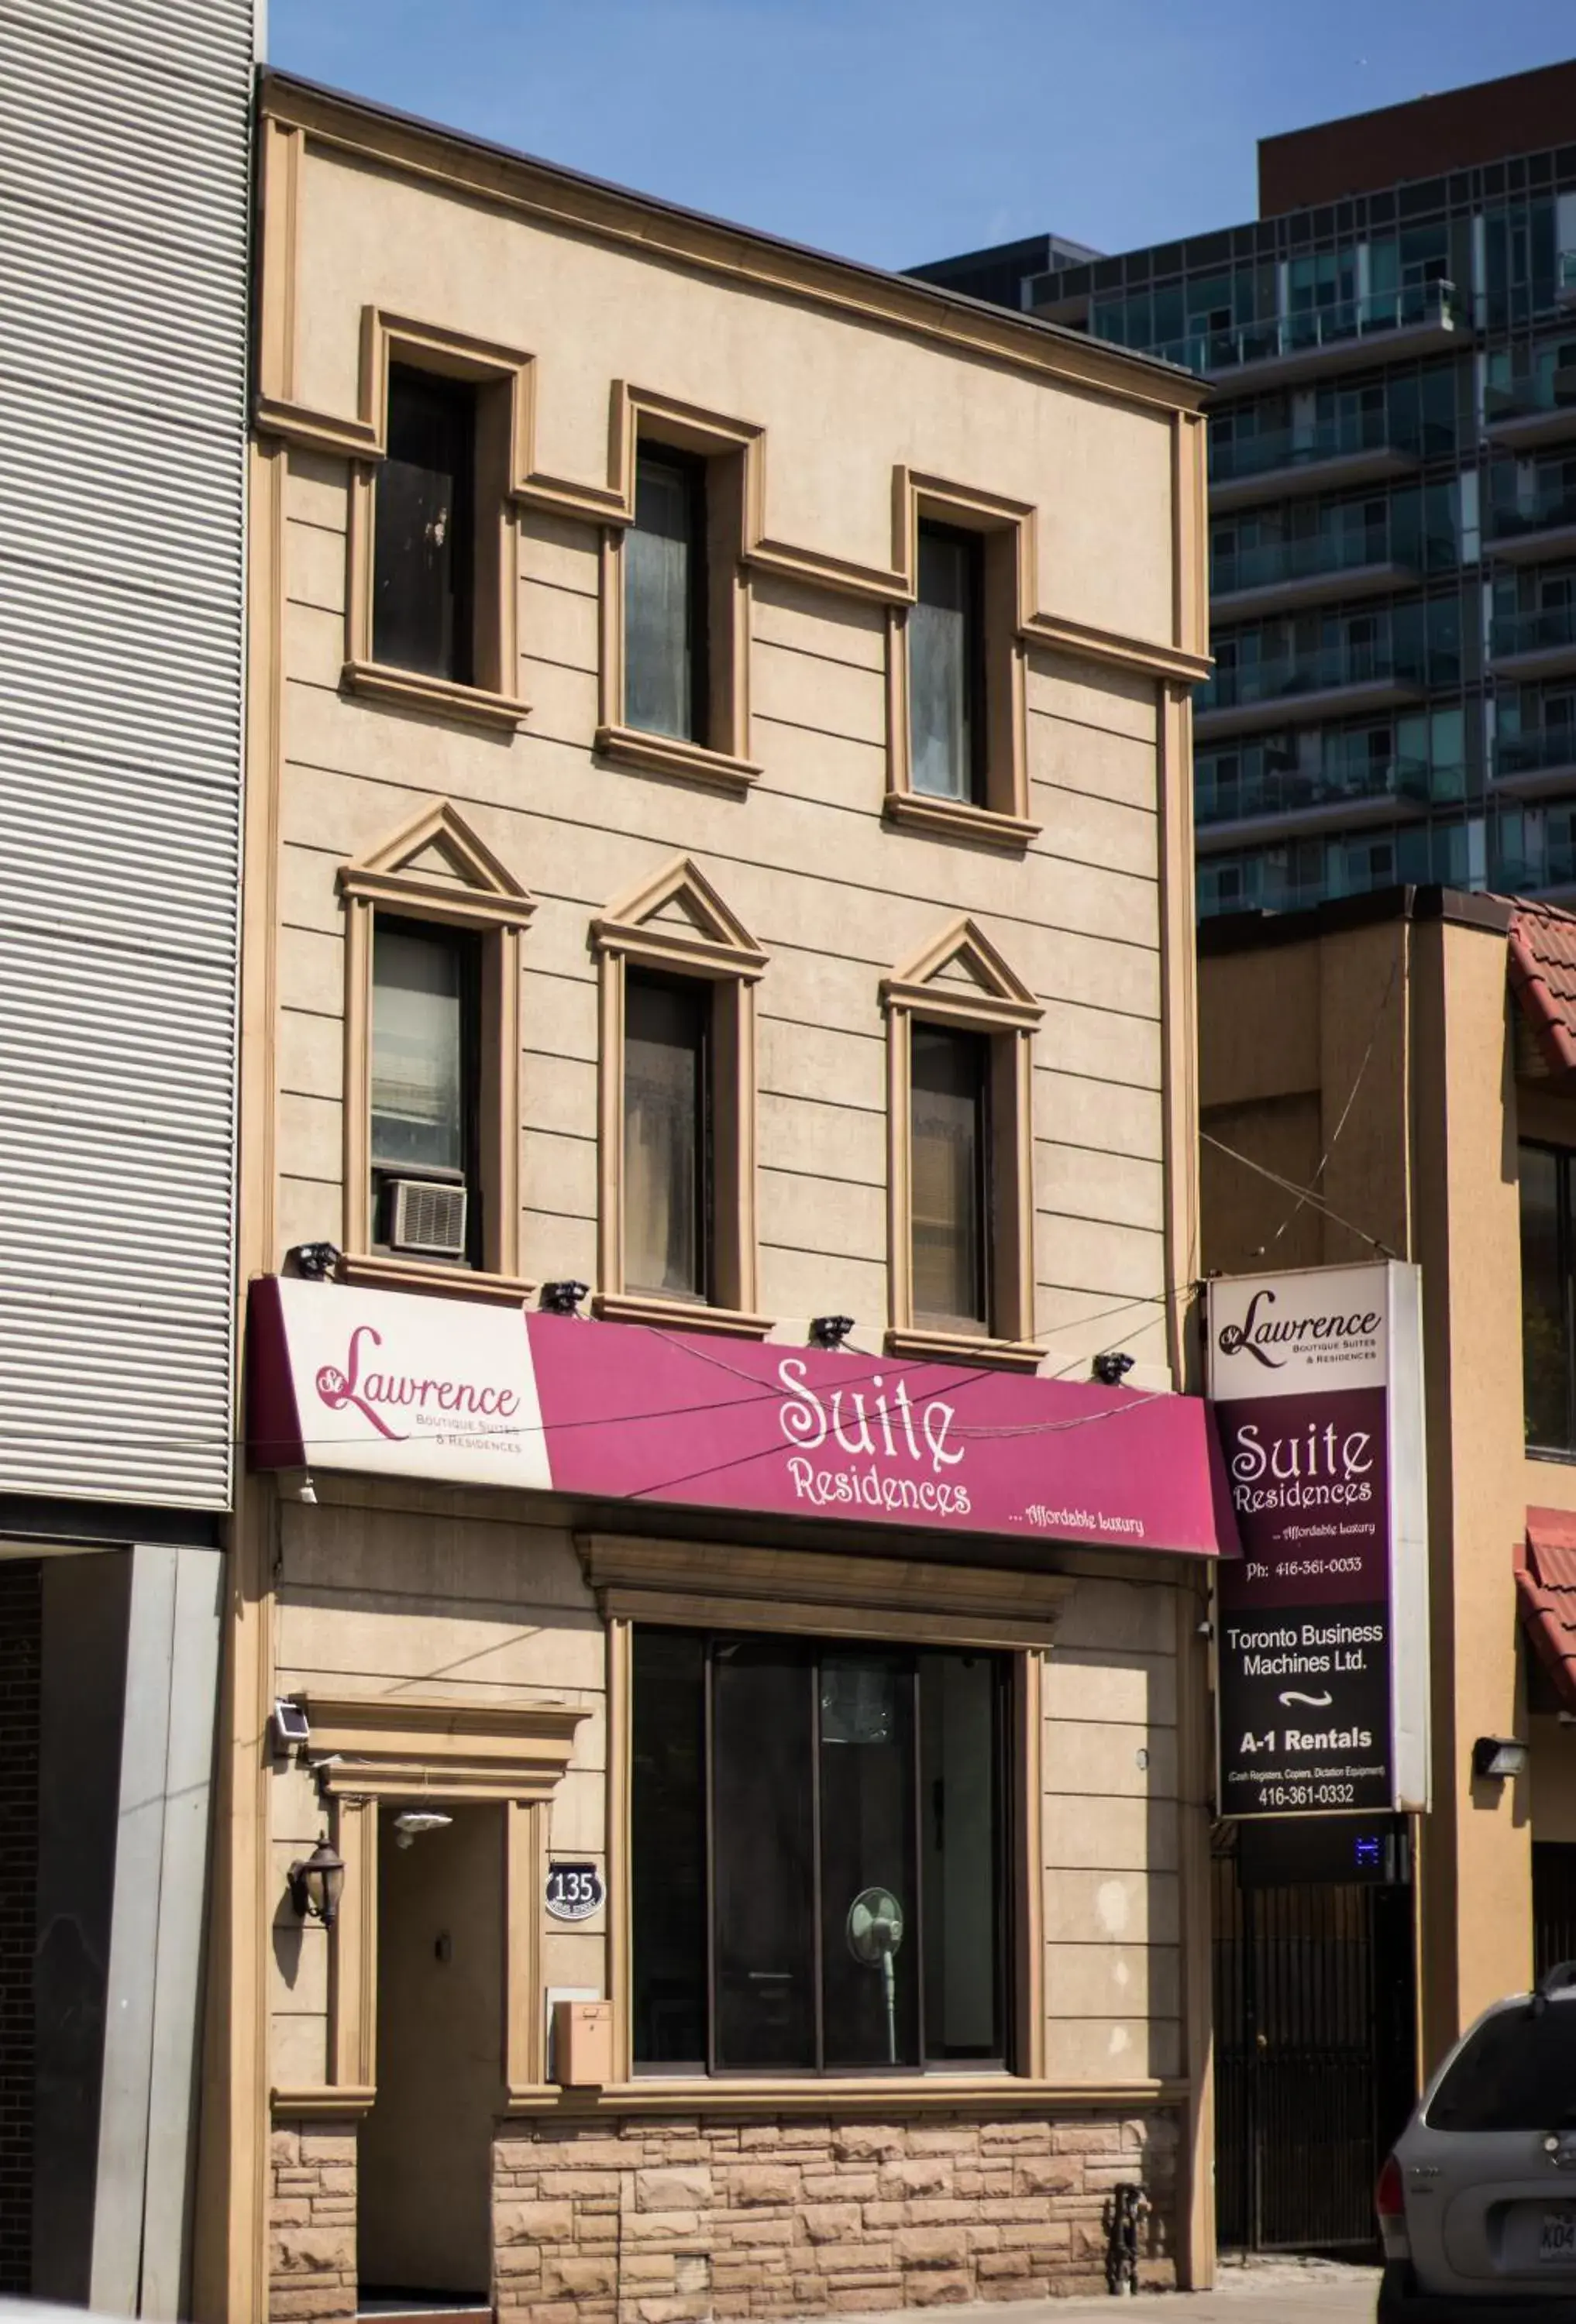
[1378, 1961, 1576, 2317]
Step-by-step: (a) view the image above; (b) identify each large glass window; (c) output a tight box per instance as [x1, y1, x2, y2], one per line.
[910, 524, 984, 804]
[1522, 1142, 1576, 1453]
[624, 971, 711, 1301]
[631, 1629, 1010, 2074]
[370, 919, 478, 1258]
[910, 1023, 991, 1334]
[626, 448, 707, 742]
[373, 366, 477, 682]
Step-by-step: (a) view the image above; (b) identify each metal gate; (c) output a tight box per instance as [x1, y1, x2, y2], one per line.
[1534, 1842, 1576, 1978]
[1213, 1843, 1415, 2251]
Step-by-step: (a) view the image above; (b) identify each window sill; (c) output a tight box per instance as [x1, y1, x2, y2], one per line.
[883, 790, 1041, 851]
[503, 2071, 1183, 2116]
[886, 1325, 1047, 1373]
[595, 722, 761, 795]
[337, 1251, 539, 1306]
[271, 2084, 377, 2119]
[342, 658, 529, 732]
[594, 1290, 774, 1339]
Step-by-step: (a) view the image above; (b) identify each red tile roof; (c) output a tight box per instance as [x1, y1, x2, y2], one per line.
[1507, 898, 1576, 1084]
[1518, 1508, 1576, 1710]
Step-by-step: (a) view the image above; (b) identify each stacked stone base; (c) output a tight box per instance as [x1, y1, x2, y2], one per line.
[270, 2120, 359, 2322]
[492, 2109, 1178, 2323]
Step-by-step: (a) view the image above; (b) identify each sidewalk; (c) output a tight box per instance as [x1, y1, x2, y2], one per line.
[834, 2257, 1378, 2324]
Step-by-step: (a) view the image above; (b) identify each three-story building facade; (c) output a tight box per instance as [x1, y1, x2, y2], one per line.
[205, 72, 1232, 2324]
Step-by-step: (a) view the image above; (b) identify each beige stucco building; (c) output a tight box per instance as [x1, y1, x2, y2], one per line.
[200, 71, 1227, 2324]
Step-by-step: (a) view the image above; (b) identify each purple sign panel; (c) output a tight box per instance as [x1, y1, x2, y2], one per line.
[1208, 1264, 1429, 1818]
[246, 1277, 1240, 1562]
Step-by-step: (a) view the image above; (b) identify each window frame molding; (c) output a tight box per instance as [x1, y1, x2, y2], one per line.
[337, 799, 536, 1301]
[597, 389, 762, 794]
[268, 1690, 588, 2116]
[591, 855, 769, 1336]
[583, 1535, 1068, 2089]
[883, 916, 1044, 1369]
[886, 477, 1040, 851]
[342, 311, 532, 731]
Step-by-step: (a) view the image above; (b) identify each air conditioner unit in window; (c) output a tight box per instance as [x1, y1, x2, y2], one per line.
[387, 1177, 468, 1258]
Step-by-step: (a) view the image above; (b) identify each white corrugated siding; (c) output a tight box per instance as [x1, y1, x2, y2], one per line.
[0, 0, 252, 1508]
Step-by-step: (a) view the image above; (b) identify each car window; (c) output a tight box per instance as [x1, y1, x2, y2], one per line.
[1428, 2003, 1576, 2131]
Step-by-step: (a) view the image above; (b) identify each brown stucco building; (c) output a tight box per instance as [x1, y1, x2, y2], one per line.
[1201, 882, 1576, 2227]
[198, 72, 1230, 2324]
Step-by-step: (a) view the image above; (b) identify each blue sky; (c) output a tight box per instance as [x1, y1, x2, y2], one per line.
[268, 2, 1574, 270]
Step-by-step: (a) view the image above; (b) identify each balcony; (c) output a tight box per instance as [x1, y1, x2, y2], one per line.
[1196, 754, 1437, 849]
[1486, 480, 1576, 563]
[1484, 367, 1576, 452]
[1195, 642, 1430, 737]
[1210, 414, 1440, 511]
[1493, 726, 1576, 799]
[1488, 601, 1576, 680]
[1210, 526, 1433, 620]
[1492, 838, 1576, 899]
[1154, 282, 1463, 390]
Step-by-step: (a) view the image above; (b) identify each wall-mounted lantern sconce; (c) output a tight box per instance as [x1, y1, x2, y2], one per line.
[1472, 1735, 1529, 1781]
[1093, 1352, 1135, 1386]
[541, 1281, 588, 1316]
[287, 1834, 346, 1927]
[810, 1315, 855, 1350]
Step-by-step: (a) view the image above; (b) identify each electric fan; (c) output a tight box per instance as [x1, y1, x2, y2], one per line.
[846, 1886, 905, 2064]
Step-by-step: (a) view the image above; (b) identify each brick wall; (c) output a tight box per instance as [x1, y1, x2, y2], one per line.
[270, 2120, 358, 2322]
[492, 2108, 1178, 2322]
[0, 1560, 41, 2295]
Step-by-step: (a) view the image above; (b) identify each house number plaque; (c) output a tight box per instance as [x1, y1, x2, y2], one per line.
[545, 1862, 604, 1920]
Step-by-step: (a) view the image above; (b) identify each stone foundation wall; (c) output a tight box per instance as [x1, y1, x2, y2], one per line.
[492, 2108, 1179, 2323]
[270, 2119, 358, 2322]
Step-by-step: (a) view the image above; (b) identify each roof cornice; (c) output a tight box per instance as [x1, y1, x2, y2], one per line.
[258, 69, 1209, 422]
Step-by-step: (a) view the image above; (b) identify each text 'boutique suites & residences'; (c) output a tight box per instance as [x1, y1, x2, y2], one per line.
[208, 71, 1230, 2324]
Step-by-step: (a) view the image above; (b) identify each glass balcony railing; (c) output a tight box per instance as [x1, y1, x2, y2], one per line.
[1490, 603, 1576, 660]
[1485, 369, 1576, 425]
[1487, 481, 1576, 541]
[1154, 281, 1461, 376]
[1199, 641, 1426, 714]
[1496, 727, 1576, 779]
[1494, 838, 1576, 892]
[1197, 755, 1434, 825]
[1209, 412, 1442, 486]
[1212, 528, 1450, 597]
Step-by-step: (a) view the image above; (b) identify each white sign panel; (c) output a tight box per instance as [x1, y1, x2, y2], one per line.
[252, 1276, 551, 1491]
[1208, 1260, 1429, 1817]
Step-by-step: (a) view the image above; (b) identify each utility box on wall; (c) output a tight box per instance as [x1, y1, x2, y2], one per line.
[552, 1999, 613, 2088]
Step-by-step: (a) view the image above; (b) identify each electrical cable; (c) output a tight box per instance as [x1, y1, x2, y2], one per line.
[1200, 1129, 1395, 1257]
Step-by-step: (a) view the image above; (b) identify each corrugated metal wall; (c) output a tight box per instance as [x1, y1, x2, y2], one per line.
[0, 0, 253, 1509]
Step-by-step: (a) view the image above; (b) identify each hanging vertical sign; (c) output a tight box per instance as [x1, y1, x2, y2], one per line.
[1208, 1260, 1429, 1817]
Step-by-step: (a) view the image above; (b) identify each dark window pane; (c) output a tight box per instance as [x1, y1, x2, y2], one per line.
[624, 975, 710, 1301]
[910, 1025, 989, 1332]
[920, 1653, 1004, 2061]
[627, 452, 704, 741]
[910, 526, 982, 802]
[1427, 2003, 1576, 2131]
[373, 367, 476, 682]
[370, 923, 465, 1174]
[1522, 1144, 1571, 1449]
[819, 1652, 919, 2069]
[713, 1641, 816, 2069]
[631, 1629, 707, 2067]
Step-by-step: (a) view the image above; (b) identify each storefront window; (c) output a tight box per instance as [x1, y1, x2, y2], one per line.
[631, 1628, 1010, 2074]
